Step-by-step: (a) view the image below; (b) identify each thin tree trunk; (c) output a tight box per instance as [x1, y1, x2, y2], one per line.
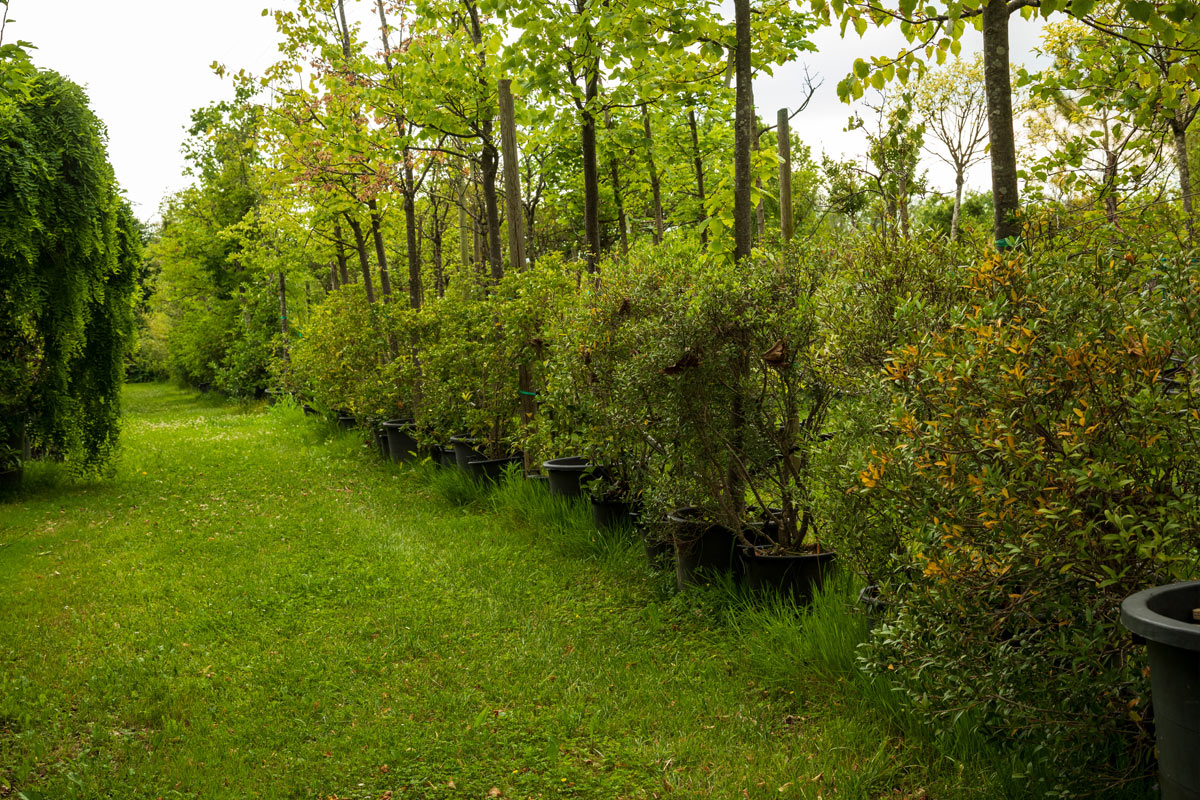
[278, 271, 289, 339]
[498, 78, 526, 276]
[690, 108, 708, 247]
[1171, 111, 1196, 243]
[404, 156, 422, 308]
[458, 175, 472, 267]
[464, 2, 503, 281]
[727, 0, 754, 530]
[581, 62, 602, 272]
[951, 170, 964, 241]
[643, 104, 665, 245]
[606, 111, 629, 256]
[345, 214, 376, 304]
[334, 224, 351, 285]
[733, 0, 754, 262]
[330, 262, 339, 291]
[367, 198, 392, 300]
[777, 108, 793, 242]
[982, 0, 1020, 245]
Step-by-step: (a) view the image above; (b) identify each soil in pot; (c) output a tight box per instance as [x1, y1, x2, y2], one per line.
[669, 507, 738, 590]
[450, 436, 485, 470]
[1121, 581, 1200, 800]
[467, 455, 522, 484]
[740, 546, 836, 606]
[542, 456, 596, 499]
[382, 419, 419, 463]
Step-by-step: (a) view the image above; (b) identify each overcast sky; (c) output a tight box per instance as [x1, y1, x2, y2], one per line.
[5, 1, 1045, 223]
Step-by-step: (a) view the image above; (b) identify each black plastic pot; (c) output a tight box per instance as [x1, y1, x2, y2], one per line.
[336, 413, 356, 431]
[740, 547, 836, 606]
[669, 507, 738, 589]
[525, 473, 550, 492]
[382, 419, 419, 463]
[1121, 581, 1200, 800]
[467, 455, 522, 484]
[542, 456, 594, 499]
[591, 497, 635, 531]
[637, 514, 673, 571]
[374, 427, 390, 458]
[449, 436, 485, 471]
[436, 446, 457, 469]
[302, 403, 318, 416]
[264, 387, 279, 407]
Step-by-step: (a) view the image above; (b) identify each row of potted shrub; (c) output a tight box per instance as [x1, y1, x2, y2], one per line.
[274, 225, 1200, 795]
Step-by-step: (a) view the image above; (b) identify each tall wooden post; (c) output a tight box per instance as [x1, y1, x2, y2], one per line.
[777, 108, 793, 242]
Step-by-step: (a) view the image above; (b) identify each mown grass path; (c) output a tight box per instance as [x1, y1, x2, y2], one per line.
[1, 385, 989, 799]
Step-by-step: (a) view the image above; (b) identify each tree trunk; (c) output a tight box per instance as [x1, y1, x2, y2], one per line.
[581, 61, 602, 273]
[278, 271, 289, 339]
[733, 0, 754, 262]
[690, 108, 708, 247]
[333, 224, 351, 285]
[404, 156, 422, 308]
[777, 108, 793, 242]
[606, 112, 629, 256]
[498, 78, 526, 276]
[367, 198, 392, 300]
[643, 104, 665, 245]
[1103, 149, 1119, 224]
[951, 170, 964, 241]
[458, 174, 472, 267]
[329, 262, 339, 291]
[982, 0, 1020, 245]
[345, 214, 376, 304]
[1171, 111, 1196, 243]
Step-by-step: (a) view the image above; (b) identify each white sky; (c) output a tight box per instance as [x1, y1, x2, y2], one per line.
[6, 1, 1045, 223]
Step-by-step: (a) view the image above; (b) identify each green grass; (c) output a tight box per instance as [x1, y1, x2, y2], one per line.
[1, 383, 1003, 799]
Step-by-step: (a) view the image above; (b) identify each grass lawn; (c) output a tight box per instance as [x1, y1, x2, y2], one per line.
[1, 383, 1000, 799]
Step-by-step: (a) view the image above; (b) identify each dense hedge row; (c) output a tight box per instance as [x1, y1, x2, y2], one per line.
[277, 225, 1200, 794]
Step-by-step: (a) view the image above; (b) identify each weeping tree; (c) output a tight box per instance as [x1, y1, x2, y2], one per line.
[0, 47, 141, 483]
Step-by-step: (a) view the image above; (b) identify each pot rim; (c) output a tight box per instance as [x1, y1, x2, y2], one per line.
[740, 544, 836, 561]
[1121, 580, 1200, 652]
[542, 455, 592, 472]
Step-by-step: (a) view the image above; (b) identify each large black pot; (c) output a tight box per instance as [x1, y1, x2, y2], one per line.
[591, 497, 636, 532]
[336, 413, 356, 431]
[669, 507, 738, 589]
[374, 427, 390, 458]
[637, 514, 673, 571]
[467, 455, 522, 485]
[525, 473, 550, 492]
[542, 456, 595, 499]
[436, 446, 457, 469]
[449, 436, 485, 471]
[1121, 581, 1200, 800]
[740, 547, 836, 606]
[382, 419, 419, 463]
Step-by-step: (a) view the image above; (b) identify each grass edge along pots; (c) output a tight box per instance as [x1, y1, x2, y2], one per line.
[542, 456, 593, 499]
[467, 455, 522, 485]
[1121, 580, 1200, 800]
[740, 546, 836, 606]
[669, 506, 738, 590]
[382, 419, 419, 463]
[449, 436, 485, 471]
